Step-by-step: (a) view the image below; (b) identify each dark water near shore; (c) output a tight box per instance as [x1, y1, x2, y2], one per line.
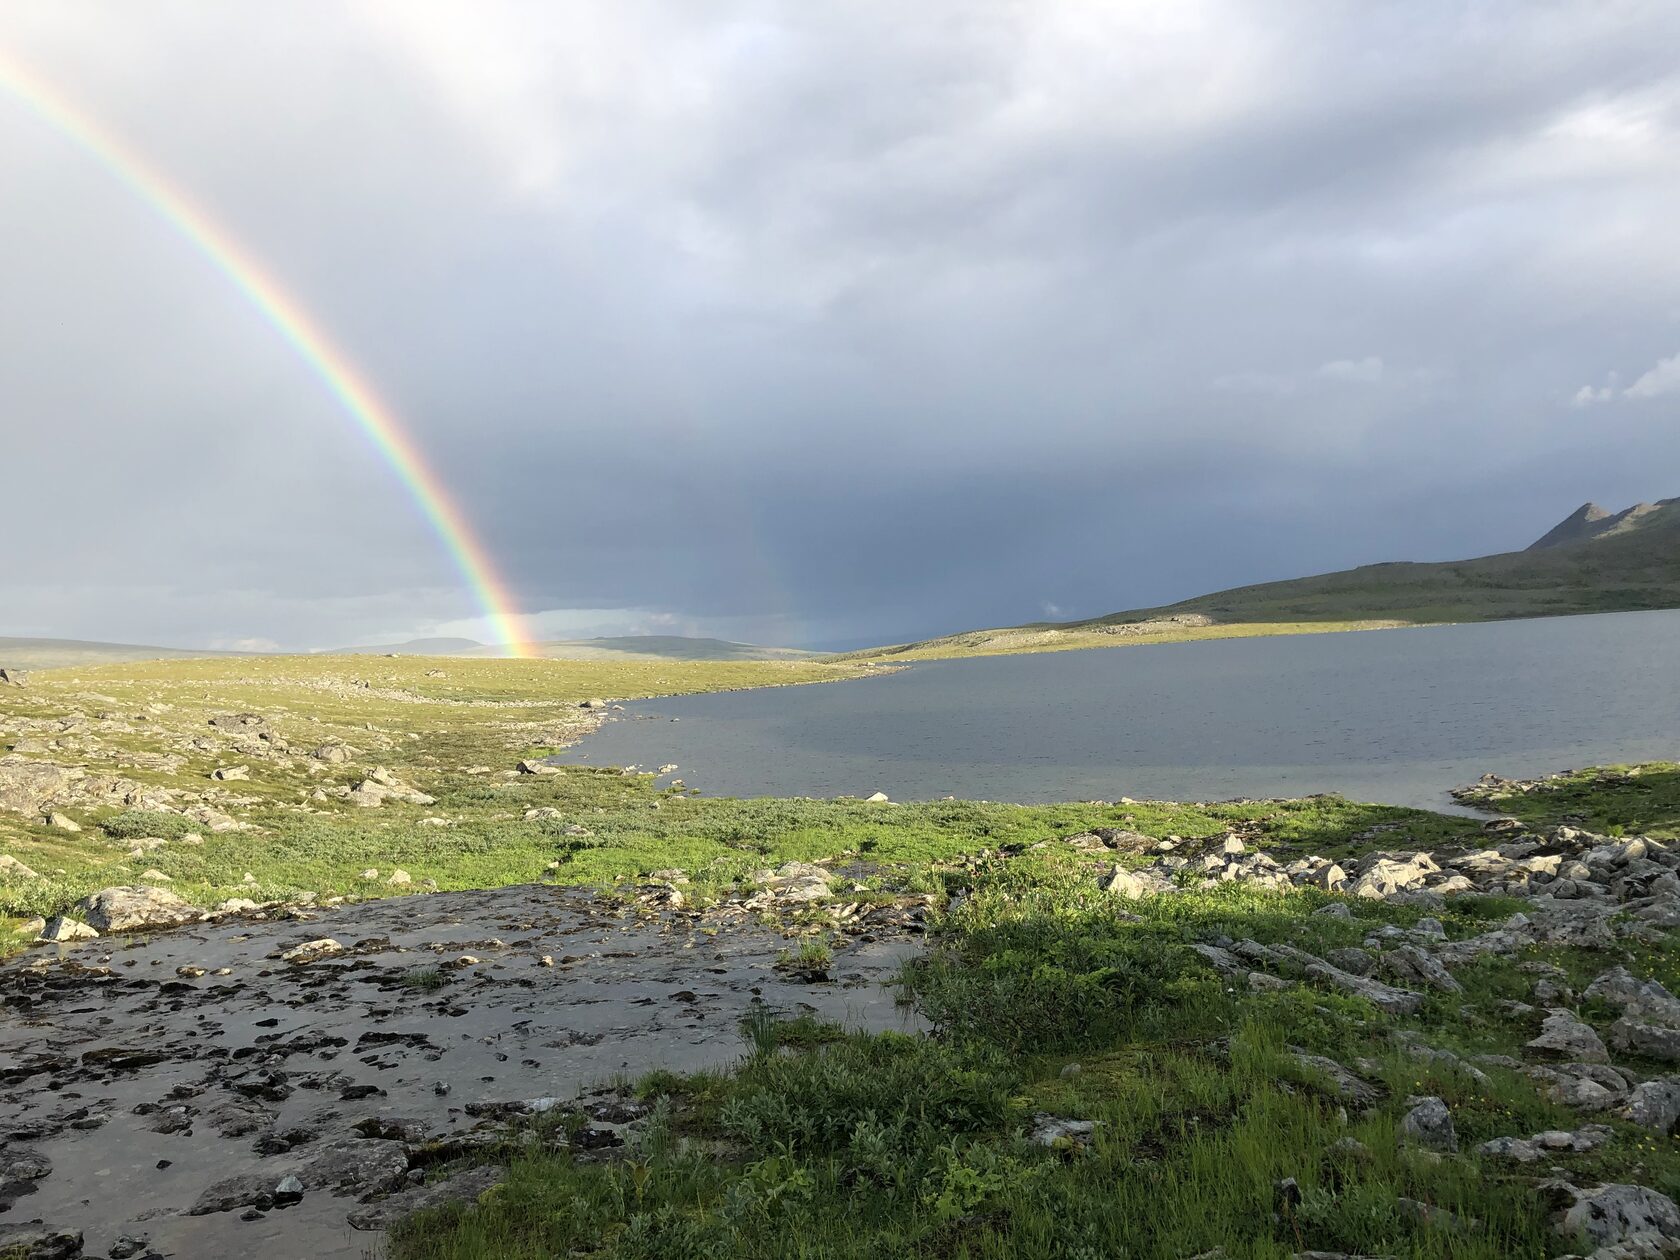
[554, 610, 1680, 812]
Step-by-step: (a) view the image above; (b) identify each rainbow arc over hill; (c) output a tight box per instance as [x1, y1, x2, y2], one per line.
[0, 49, 535, 656]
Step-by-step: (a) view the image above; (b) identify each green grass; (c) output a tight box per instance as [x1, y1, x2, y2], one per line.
[0, 647, 1484, 938]
[1454, 762, 1680, 840]
[391, 830, 1680, 1259]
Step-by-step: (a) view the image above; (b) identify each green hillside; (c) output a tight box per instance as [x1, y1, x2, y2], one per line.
[847, 497, 1680, 661]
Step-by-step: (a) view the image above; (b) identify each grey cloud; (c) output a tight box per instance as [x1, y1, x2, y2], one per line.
[2, 2, 1678, 650]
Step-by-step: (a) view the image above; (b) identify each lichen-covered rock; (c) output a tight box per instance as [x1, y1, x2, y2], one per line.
[1624, 1079, 1680, 1134]
[77, 885, 198, 934]
[0, 757, 78, 816]
[1548, 1181, 1680, 1252]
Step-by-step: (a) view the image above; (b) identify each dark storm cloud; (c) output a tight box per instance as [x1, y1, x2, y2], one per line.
[2, 1, 1678, 649]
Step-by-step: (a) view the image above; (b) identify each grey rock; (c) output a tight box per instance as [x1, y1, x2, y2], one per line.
[0, 1226, 82, 1260]
[1351, 853, 1438, 899]
[1528, 1010, 1610, 1064]
[1624, 1079, 1680, 1134]
[0, 756, 77, 816]
[0, 853, 39, 878]
[1028, 1114, 1097, 1148]
[1550, 1181, 1680, 1250]
[298, 1136, 410, 1194]
[78, 885, 198, 933]
[37, 915, 98, 942]
[190, 1171, 282, 1215]
[347, 1165, 506, 1230]
[1399, 1096, 1457, 1152]
[1101, 864, 1172, 899]
[1612, 1018, 1680, 1063]
[1380, 945, 1463, 994]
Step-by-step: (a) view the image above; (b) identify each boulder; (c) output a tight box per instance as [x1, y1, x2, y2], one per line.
[1101, 864, 1173, 899]
[0, 757, 78, 816]
[516, 759, 561, 776]
[1380, 945, 1462, 994]
[1549, 1182, 1680, 1252]
[312, 743, 352, 763]
[211, 765, 250, 781]
[1351, 853, 1438, 899]
[298, 1136, 410, 1194]
[1399, 1096, 1457, 1152]
[1624, 1079, 1680, 1134]
[45, 812, 80, 832]
[279, 938, 344, 964]
[37, 915, 98, 942]
[0, 667, 28, 686]
[207, 713, 268, 732]
[0, 1227, 82, 1260]
[1528, 1010, 1610, 1064]
[1611, 1019, 1680, 1063]
[78, 885, 198, 933]
[1479, 1124, 1612, 1163]
[0, 853, 40, 879]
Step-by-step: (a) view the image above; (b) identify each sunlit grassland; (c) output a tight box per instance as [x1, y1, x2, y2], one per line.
[832, 619, 1409, 663]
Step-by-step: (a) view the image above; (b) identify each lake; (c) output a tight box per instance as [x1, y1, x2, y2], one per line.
[551, 609, 1680, 811]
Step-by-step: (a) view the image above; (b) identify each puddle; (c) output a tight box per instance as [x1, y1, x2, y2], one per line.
[0, 885, 923, 1258]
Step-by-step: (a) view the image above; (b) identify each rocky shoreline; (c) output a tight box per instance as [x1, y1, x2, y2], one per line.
[0, 875, 927, 1260]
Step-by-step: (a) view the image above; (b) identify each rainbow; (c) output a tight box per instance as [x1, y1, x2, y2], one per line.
[0, 47, 535, 656]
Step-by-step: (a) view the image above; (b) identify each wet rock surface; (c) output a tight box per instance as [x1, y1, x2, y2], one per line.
[0, 885, 922, 1258]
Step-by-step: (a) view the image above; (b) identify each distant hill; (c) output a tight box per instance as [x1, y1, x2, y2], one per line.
[1, 632, 813, 671]
[468, 635, 815, 662]
[0, 636, 246, 669]
[846, 497, 1680, 661]
[322, 637, 487, 656]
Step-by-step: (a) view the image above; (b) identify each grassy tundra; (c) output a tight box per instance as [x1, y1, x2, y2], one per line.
[7, 653, 1680, 1258]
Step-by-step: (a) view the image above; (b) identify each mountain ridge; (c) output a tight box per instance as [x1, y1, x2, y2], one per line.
[844, 497, 1680, 661]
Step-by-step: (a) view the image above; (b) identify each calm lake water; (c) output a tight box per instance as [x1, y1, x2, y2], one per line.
[553, 610, 1680, 811]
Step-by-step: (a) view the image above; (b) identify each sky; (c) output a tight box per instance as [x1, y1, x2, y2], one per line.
[1, 1, 1677, 652]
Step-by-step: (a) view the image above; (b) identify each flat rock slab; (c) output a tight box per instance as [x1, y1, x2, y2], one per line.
[0, 884, 922, 1259]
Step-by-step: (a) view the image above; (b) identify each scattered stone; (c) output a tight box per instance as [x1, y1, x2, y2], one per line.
[279, 938, 345, 963]
[1028, 1114, 1097, 1149]
[1479, 1124, 1613, 1163]
[1379, 945, 1462, 994]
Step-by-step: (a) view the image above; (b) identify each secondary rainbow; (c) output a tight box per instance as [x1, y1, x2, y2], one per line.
[0, 48, 534, 656]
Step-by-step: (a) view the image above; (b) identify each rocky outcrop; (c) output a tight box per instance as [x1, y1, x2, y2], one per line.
[1547, 1181, 1680, 1254]
[78, 886, 200, 934]
[0, 757, 79, 815]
